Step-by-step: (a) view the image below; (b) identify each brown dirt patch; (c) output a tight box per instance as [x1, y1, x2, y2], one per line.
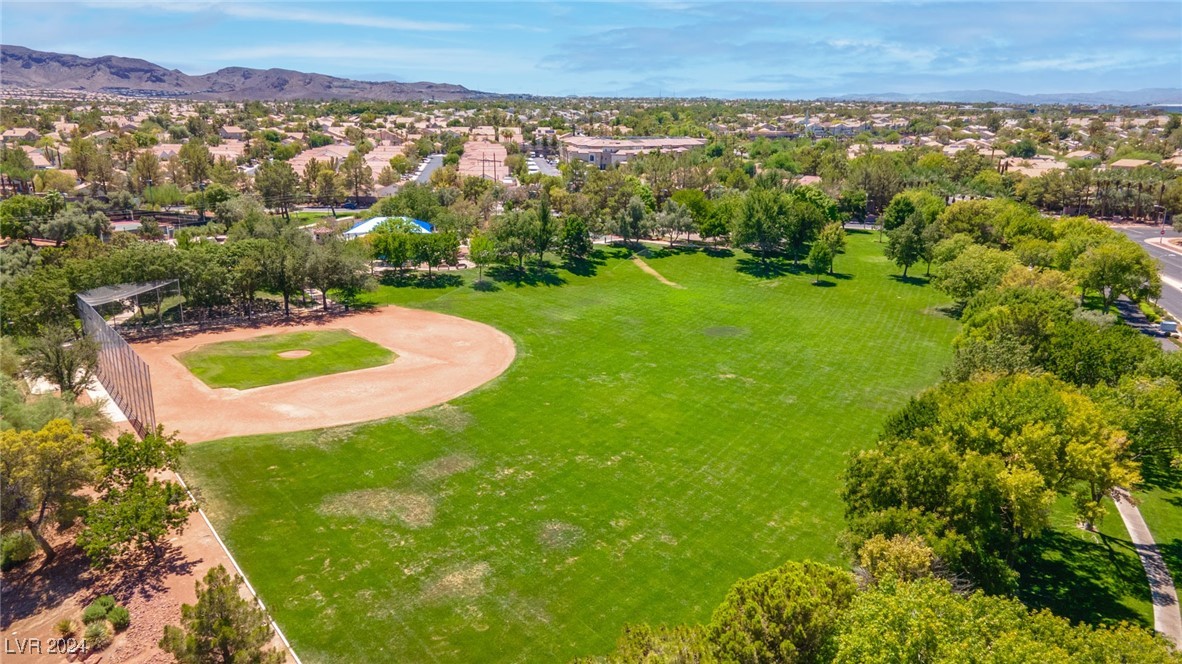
[134, 306, 515, 443]
[276, 349, 311, 359]
[317, 489, 435, 528]
[421, 562, 491, 602]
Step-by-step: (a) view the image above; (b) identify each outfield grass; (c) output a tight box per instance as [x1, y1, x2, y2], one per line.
[179, 233, 973, 661]
[177, 329, 395, 390]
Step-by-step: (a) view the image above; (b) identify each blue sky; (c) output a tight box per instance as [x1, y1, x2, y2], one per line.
[5, 1, 1181, 98]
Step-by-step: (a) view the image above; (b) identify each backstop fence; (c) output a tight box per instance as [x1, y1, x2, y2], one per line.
[76, 281, 177, 437]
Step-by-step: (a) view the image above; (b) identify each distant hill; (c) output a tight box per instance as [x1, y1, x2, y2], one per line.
[0, 45, 492, 101]
[824, 88, 1182, 106]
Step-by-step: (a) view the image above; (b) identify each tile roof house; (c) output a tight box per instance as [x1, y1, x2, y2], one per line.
[2, 127, 40, 142]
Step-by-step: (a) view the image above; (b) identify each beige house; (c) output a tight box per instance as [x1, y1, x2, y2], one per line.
[559, 135, 707, 169]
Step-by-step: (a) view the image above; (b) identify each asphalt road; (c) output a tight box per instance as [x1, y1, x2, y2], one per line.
[529, 157, 561, 177]
[1115, 223, 1182, 320]
[415, 154, 444, 184]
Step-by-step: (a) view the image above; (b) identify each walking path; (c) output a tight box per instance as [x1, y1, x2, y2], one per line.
[631, 255, 683, 288]
[1112, 488, 1182, 646]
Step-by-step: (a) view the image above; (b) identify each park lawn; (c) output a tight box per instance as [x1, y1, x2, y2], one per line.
[184, 231, 1109, 663]
[177, 329, 395, 390]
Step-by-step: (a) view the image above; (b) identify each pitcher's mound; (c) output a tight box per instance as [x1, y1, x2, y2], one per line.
[277, 349, 312, 359]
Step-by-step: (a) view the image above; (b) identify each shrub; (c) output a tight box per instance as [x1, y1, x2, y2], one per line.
[108, 605, 131, 631]
[94, 595, 117, 612]
[55, 619, 75, 637]
[84, 622, 112, 650]
[0, 532, 37, 571]
[81, 603, 109, 625]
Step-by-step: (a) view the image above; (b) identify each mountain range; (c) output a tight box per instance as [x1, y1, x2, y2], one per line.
[823, 88, 1182, 106]
[0, 45, 490, 101]
[2, 45, 1179, 106]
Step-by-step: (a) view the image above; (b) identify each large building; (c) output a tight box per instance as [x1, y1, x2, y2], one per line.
[558, 135, 707, 169]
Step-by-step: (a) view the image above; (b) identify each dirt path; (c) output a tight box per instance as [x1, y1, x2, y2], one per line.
[136, 306, 516, 442]
[1113, 487, 1182, 646]
[631, 255, 683, 288]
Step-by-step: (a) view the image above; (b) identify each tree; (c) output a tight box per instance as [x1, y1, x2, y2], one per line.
[315, 169, 343, 217]
[732, 188, 787, 264]
[532, 188, 557, 264]
[259, 227, 310, 316]
[177, 140, 212, 186]
[159, 565, 285, 664]
[413, 232, 459, 275]
[0, 420, 94, 561]
[38, 207, 110, 247]
[1043, 317, 1158, 387]
[652, 199, 696, 246]
[883, 214, 926, 277]
[340, 149, 373, 203]
[931, 245, 1017, 304]
[817, 222, 846, 274]
[784, 198, 828, 264]
[0, 194, 48, 240]
[468, 230, 498, 283]
[1071, 239, 1160, 312]
[843, 373, 1139, 592]
[368, 218, 418, 271]
[253, 161, 299, 220]
[834, 577, 1179, 664]
[615, 195, 652, 247]
[493, 209, 536, 269]
[708, 560, 857, 664]
[22, 326, 98, 400]
[807, 242, 834, 283]
[559, 216, 593, 260]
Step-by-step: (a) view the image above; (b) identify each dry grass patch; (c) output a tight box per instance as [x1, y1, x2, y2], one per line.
[422, 562, 491, 602]
[417, 454, 476, 481]
[539, 521, 584, 550]
[318, 489, 435, 528]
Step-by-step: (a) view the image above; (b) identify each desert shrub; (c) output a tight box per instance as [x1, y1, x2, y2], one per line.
[84, 621, 112, 649]
[94, 595, 117, 612]
[55, 619, 75, 637]
[108, 605, 131, 631]
[0, 531, 37, 570]
[82, 603, 108, 624]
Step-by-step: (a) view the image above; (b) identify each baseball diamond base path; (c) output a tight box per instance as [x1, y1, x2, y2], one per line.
[1113, 488, 1182, 647]
[134, 307, 516, 443]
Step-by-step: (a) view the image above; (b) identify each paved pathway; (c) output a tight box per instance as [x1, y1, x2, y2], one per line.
[1112, 488, 1182, 646]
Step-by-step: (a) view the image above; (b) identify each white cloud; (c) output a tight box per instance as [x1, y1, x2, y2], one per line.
[81, 1, 467, 31]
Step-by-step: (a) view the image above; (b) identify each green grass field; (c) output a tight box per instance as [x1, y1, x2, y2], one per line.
[177, 329, 395, 390]
[179, 232, 1145, 662]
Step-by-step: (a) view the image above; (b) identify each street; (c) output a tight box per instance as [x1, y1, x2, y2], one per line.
[415, 154, 444, 184]
[1115, 223, 1182, 320]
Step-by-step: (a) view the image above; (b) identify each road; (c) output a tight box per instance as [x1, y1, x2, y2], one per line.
[529, 157, 561, 177]
[1115, 223, 1182, 320]
[415, 154, 444, 184]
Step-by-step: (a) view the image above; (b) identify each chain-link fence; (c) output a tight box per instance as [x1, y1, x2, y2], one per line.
[76, 282, 176, 437]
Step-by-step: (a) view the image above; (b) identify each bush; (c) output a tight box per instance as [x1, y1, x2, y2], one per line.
[81, 603, 109, 625]
[55, 619, 75, 637]
[0, 531, 37, 571]
[95, 595, 117, 612]
[108, 605, 130, 631]
[84, 622, 112, 650]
